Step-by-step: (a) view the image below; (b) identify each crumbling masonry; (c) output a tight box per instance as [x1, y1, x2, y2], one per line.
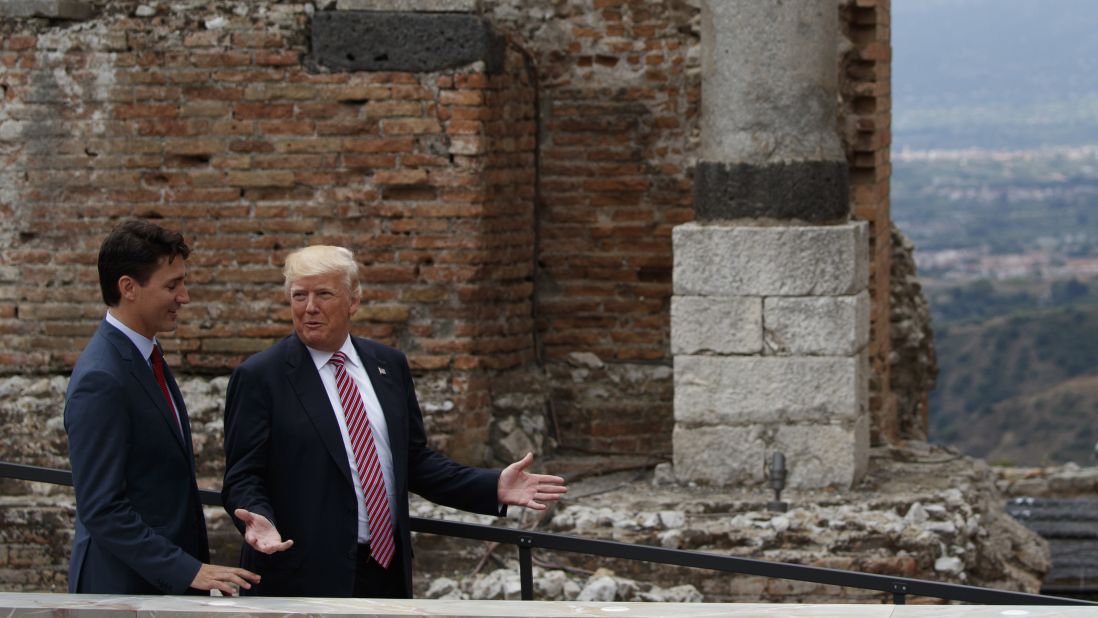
[0, 0, 1017, 602]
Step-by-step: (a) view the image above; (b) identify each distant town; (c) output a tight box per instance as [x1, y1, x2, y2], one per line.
[893, 145, 1098, 283]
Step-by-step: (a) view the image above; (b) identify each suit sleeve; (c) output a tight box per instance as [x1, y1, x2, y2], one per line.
[400, 355, 502, 515]
[65, 368, 202, 593]
[222, 363, 277, 531]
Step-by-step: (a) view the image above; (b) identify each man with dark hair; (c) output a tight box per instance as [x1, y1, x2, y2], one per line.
[65, 219, 259, 595]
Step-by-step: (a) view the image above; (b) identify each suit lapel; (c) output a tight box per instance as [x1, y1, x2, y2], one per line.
[161, 358, 196, 463]
[101, 323, 189, 456]
[286, 335, 355, 487]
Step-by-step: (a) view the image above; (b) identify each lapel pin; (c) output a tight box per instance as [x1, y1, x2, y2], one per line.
[378, 367, 387, 375]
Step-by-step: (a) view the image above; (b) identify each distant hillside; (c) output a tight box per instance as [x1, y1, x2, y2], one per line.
[893, 0, 1098, 149]
[930, 305, 1098, 464]
[965, 374, 1098, 466]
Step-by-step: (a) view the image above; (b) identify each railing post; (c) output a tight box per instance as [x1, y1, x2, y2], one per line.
[519, 536, 534, 601]
[892, 581, 908, 604]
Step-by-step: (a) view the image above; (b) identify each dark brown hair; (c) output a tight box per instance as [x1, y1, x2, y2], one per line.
[97, 220, 190, 306]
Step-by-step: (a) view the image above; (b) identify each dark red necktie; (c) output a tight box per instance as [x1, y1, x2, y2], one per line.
[150, 346, 183, 435]
[329, 351, 395, 568]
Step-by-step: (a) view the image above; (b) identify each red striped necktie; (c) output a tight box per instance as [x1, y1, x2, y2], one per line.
[150, 346, 183, 436]
[329, 351, 395, 569]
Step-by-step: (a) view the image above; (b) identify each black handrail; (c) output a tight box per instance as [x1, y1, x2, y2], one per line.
[2, 461, 1093, 606]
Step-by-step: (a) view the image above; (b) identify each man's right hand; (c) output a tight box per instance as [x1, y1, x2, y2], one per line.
[234, 508, 294, 554]
[191, 563, 260, 596]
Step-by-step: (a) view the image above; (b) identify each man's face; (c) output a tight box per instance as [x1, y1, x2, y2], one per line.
[289, 271, 359, 353]
[129, 256, 189, 337]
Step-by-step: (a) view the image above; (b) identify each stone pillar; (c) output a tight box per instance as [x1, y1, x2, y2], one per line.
[672, 0, 869, 489]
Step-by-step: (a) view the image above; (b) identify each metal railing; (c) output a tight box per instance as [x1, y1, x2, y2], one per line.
[1, 460, 1093, 606]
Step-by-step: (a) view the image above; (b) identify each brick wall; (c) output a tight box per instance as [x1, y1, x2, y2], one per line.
[485, 0, 698, 455]
[0, 0, 895, 462]
[0, 4, 536, 464]
[841, 0, 897, 444]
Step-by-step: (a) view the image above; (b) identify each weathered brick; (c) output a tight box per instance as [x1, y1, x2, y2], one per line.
[233, 102, 293, 120]
[373, 169, 428, 186]
[190, 51, 251, 68]
[382, 118, 441, 136]
[255, 50, 301, 66]
[440, 90, 484, 106]
[115, 103, 179, 119]
[364, 101, 424, 117]
[343, 138, 414, 153]
[225, 171, 295, 187]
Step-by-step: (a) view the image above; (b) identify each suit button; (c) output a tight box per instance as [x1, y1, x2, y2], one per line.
[347, 548, 356, 560]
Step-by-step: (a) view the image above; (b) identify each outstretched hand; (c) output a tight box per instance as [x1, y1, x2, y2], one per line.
[234, 508, 294, 554]
[497, 452, 567, 511]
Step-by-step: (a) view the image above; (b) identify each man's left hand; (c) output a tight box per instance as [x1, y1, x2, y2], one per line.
[234, 508, 294, 554]
[498, 452, 567, 510]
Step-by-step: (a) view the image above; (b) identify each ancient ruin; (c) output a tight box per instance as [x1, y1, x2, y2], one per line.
[0, 0, 1058, 604]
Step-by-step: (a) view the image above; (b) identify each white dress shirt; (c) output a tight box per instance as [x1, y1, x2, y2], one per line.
[306, 336, 396, 544]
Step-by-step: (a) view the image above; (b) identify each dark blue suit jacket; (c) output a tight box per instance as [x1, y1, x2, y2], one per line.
[221, 334, 501, 597]
[65, 320, 208, 594]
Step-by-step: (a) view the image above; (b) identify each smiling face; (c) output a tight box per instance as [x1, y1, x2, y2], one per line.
[289, 271, 360, 353]
[118, 255, 189, 338]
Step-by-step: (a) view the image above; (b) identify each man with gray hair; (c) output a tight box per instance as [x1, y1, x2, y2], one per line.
[222, 245, 566, 598]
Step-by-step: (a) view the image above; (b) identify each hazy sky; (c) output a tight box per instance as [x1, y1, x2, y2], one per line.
[893, 0, 1098, 107]
[892, 0, 1098, 148]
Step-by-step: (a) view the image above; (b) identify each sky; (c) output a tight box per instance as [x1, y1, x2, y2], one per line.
[892, 0, 1098, 149]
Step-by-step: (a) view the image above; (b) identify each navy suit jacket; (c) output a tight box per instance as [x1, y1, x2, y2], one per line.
[65, 320, 209, 594]
[221, 334, 501, 597]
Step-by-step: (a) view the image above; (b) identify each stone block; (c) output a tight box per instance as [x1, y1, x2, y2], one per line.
[672, 424, 768, 486]
[673, 416, 868, 489]
[672, 222, 868, 297]
[0, 0, 93, 20]
[763, 291, 869, 355]
[671, 296, 762, 355]
[773, 415, 869, 489]
[693, 160, 849, 223]
[674, 354, 867, 425]
[311, 11, 504, 74]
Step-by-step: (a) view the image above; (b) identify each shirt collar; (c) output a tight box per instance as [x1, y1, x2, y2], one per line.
[105, 310, 157, 364]
[306, 336, 358, 371]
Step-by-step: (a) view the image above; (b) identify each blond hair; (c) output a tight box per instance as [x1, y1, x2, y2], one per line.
[282, 245, 361, 297]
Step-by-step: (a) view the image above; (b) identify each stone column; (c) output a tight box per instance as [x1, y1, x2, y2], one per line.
[672, 0, 869, 489]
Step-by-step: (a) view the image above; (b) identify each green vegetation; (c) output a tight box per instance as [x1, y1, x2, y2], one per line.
[929, 299, 1098, 464]
[895, 146, 1098, 466]
[892, 0, 1098, 465]
[927, 278, 1098, 325]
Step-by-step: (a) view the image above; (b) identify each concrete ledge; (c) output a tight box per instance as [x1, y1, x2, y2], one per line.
[693, 160, 849, 223]
[672, 222, 868, 297]
[311, 11, 505, 73]
[671, 296, 762, 355]
[0, 0, 94, 19]
[0, 581, 1074, 615]
[0, 592, 908, 616]
[674, 354, 867, 426]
